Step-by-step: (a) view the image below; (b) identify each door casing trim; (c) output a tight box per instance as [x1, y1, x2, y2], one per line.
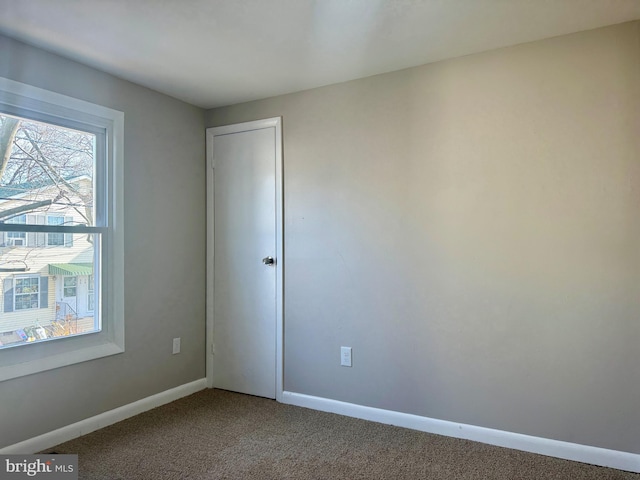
[205, 117, 284, 401]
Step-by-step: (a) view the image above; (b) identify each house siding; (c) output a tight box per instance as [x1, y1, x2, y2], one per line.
[0, 280, 56, 332]
[0, 179, 96, 334]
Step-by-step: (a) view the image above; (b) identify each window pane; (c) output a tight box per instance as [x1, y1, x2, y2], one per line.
[0, 233, 100, 348]
[47, 233, 65, 246]
[4, 215, 26, 246]
[0, 113, 95, 226]
[87, 274, 95, 311]
[63, 276, 77, 297]
[47, 215, 65, 246]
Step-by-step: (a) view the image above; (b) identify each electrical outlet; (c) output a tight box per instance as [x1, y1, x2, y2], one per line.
[340, 346, 352, 367]
[172, 337, 181, 354]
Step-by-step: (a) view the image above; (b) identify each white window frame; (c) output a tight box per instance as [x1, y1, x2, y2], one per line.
[0, 77, 124, 382]
[13, 275, 41, 311]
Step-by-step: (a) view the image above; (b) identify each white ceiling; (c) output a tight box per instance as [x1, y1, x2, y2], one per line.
[0, 1, 639, 109]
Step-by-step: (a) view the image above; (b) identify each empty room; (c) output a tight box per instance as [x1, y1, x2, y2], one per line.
[0, 1, 639, 479]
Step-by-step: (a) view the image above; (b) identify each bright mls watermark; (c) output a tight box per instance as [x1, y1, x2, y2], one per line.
[1, 455, 77, 479]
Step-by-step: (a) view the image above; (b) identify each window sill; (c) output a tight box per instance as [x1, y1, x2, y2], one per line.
[0, 330, 124, 382]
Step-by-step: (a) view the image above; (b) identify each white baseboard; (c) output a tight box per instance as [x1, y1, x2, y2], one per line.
[3, 382, 637, 473]
[1, 378, 208, 454]
[281, 391, 640, 474]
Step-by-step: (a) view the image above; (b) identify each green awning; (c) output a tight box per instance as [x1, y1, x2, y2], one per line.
[48, 263, 93, 276]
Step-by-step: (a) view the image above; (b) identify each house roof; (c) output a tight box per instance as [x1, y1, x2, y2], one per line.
[0, 176, 90, 202]
[0, 179, 59, 200]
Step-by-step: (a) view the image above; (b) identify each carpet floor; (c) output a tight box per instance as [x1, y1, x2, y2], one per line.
[47, 389, 639, 480]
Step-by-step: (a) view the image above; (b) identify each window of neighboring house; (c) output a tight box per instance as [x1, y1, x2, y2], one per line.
[0, 77, 124, 382]
[87, 274, 95, 312]
[13, 276, 45, 310]
[63, 276, 77, 297]
[5, 214, 26, 246]
[4, 214, 73, 247]
[47, 215, 65, 246]
[3, 275, 48, 314]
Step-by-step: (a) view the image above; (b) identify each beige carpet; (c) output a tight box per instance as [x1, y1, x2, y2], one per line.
[47, 389, 638, 480]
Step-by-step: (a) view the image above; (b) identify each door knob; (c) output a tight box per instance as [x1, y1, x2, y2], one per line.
[262, 256, 275, 266]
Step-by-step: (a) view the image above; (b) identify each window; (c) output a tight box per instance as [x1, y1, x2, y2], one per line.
[5, 214, 25, 246]
[0, 77, 124, 382]
[47, 215, 65, 246]
[3, 214, 73, 247]
[3, 275, 48, 313]
[87, 274, 95, 312]
[14, 276, 41, 310]
[63, 276, 77, 297]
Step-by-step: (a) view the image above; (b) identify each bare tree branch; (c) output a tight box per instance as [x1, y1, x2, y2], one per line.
[0, 199, 54, 221]
[0, 117, 20, 179]
[22, 130, 94, 226]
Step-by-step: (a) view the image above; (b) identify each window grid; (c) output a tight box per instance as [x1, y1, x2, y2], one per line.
[47, 215, 65, 246]
[63, 276, 77, 297]
[14, 276, 39, 310]
[5, 215, 26, 245]
[87, 274, 95, 312]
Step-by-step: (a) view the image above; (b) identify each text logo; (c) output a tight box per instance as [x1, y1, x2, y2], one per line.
[1, 455, 77, 479]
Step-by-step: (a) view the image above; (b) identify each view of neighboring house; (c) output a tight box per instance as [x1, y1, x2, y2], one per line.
[0, 177, 97, 347]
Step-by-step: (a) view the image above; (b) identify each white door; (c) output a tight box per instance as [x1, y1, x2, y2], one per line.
[207, 118, 283, 399]
[62, 276, 78, 313]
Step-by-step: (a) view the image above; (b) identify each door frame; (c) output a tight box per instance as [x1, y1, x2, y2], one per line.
[205, 117, 284, 402]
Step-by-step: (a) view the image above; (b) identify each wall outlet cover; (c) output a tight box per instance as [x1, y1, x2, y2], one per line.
[341, 346, 352, 367]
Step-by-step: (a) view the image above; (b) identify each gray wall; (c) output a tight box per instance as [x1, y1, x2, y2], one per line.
[0, 35, 206, 447]
[207, 22, 640, 454]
